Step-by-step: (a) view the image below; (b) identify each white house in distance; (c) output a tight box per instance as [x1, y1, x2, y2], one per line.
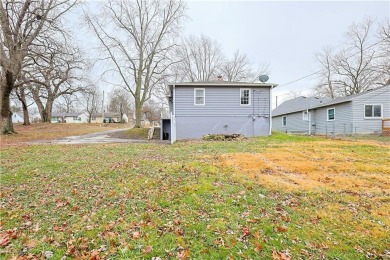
[162, 80, 278, 143]
[51, 112, 88, 123]
[90, 113, 129, 123]
[12, 113, 23, 123]
[272, 85, 390, 135]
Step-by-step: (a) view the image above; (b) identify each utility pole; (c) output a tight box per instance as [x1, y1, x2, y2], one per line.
[102, 90, 105, 123]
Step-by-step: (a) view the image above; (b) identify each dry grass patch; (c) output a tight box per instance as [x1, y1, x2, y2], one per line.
[0, 123, 128, 146]
[219, 140, 390, 194]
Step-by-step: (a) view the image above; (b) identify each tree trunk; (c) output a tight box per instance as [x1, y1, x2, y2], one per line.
[46, 99, 53, 123]
[18, 87, 30, 125]
[1, 72, 16, 134]
[135, 99, 142, 128]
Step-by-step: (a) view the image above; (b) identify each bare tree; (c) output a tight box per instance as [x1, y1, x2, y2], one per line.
[12, 86, 33, 125]
[0, 0, 77, 134]
[82, 84, 100, 123]
[222, 50, 254, 82]
[315, 47, 337, 98]
[315, 19, 385, 98]
[376, 20, 390, 84]
[25, 42, 84, 122]
[108, 88, 133, 123]
[54, 94, 79, 113]
[85, 0, 186, 128]
[173, 34, 224, 82]
[142, 99, 163, 126]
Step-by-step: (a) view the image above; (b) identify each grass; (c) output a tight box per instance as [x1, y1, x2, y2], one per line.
[119, 128, 150, 139]
[0, 131, 389, 259]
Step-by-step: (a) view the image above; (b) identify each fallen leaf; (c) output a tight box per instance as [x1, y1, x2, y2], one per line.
[142, 245, 153, 254]
[132, 231, 141, 239]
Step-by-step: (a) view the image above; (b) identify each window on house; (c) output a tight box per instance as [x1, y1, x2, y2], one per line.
[327, 108, 335, 121]
[240, 89, 251, 105]
[364, 104, 382, 118]
[194, 88, 205, 105]
[282, 116, 287, 127]
[303, 111, 309, 121]
[78, 117, 81, 121]
[73, 116, 78, 120]
[92, 116, 96, 120]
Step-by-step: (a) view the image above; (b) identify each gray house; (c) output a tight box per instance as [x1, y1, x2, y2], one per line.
[163, 81, 278, 143]
[272, 85, 390, 135]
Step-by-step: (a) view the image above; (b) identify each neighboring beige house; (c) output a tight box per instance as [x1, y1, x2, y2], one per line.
[51, 112, 88, 123]
[91, 112, 129, 123]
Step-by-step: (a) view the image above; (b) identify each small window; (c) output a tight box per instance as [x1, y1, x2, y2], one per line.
[327, 108, 335, 121]
[364, 104, 382, 118]
[282, 116, 287, 127]
[73, 116, 78, 120]
[194, 88, 205, 105]
[240, 89, 251, 105]
[303, 111, 309, 121]
[78, 117, 81, 121]
[92, 116, 96, 120]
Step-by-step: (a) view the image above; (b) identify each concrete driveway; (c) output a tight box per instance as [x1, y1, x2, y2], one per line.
[27, 128, 166, 145]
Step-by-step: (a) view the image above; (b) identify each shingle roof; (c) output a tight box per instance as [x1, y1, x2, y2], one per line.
[170, 80, 277, 88]
[314, 85, 390, 108]
[272, 85, 390, 117]
[272, 96, 331, 117]
[52, 112, 82, 117]
[94, 113, 122, 117]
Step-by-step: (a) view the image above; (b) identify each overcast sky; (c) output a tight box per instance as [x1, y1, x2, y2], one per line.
[182, 0, 390, 105]
[75, 1, 389, 107]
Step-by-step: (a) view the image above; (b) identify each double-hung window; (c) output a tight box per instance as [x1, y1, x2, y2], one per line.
[282, 116, 287, 127]
[240, 89, 251, 105]
[327, 108, 335, 121]
[364, 104, 382, 118]
[194, 88, 205, 105]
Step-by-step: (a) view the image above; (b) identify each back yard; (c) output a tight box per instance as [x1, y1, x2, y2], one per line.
[1, 127, 389, 259]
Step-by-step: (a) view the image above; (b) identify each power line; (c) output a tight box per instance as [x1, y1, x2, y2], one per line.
[278, 38, 387, 88]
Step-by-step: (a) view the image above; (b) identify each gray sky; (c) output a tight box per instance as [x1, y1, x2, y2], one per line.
[182, 1, 390, 105]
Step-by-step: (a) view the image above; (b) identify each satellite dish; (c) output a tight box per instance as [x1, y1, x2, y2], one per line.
[259, 75, 269, 83]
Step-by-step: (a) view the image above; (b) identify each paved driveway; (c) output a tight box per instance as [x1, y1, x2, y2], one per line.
[27, 128, 166, 145]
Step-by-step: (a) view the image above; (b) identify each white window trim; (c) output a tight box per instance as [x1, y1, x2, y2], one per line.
[364, 104, 383, 119]
[194, 88, 205, 106]
[302, 111, 309, 121]
[282, 116, 287, 127]
[327, 108, 335, 121]
[240, 88, 251, 106]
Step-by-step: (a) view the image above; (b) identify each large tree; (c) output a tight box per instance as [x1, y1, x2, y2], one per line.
[86, 0, 186, 128]
[25, 42, 84, 122]
[173, 34, 224, 82]
[315, 19, 389, 98]
[0, 0, 77, 134]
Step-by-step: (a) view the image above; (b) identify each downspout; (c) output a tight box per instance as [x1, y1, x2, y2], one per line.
[269, 85, 275, 136]
[308, 109, 311, 135]
[171, 84, 176, 144]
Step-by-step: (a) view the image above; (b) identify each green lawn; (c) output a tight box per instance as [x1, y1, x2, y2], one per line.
[1, 133, 389, 259]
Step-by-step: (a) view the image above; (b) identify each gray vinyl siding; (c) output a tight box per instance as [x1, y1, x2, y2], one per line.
[174, 86, 271, 139]
[313, 102, 353, 135]
[272, 111, 310, 133]
[351, 86, 390, 134]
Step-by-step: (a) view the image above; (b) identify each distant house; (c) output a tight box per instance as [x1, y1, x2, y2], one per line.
[162, 80, 278, 143]
[12, 113, 23, 123]
[51, 112, 88, 123]
[91, 112, 128, 123]
[272, 85, 390, 135]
